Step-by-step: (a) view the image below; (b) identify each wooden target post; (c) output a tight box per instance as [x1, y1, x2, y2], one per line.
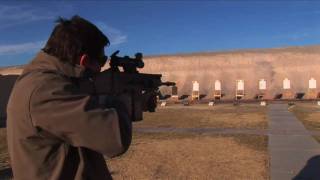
[236, 80, 245, 100]
[307, 78, 317, 99]
[191, 81, 200, 100]
[170, 85, 179, 101]
[213, 80, 222, 100]
[257, 79, 267, 99]
[282, 78, 293, 99]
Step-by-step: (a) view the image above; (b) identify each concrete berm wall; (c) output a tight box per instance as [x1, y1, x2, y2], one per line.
[1, 45, 320, 122]
[140, 46, 320, 99]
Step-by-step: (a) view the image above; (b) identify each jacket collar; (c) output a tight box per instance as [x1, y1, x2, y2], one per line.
[23, 51, 85, 78]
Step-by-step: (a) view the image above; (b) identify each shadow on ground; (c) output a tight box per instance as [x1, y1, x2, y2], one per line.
[293, 155, 320, 179]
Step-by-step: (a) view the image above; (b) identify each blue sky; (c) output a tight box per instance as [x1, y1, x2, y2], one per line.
[1, 1, 320, 66]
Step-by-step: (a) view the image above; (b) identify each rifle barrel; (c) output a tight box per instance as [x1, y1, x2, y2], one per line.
[161, 81, 176, 86]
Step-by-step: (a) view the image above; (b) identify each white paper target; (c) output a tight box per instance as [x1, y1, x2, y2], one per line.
[309, 78, 317, 89]
[259, 79, 267, 90]
[283, 78, 290, 89]
[160, 102, 167, 106]
[215, 80, 221, 91]
[237, 80, 244, 90]
[192, 81, 199, 91]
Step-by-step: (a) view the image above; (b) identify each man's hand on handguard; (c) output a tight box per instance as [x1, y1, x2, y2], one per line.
[102, 93, 132, 119]
[102, 93, 132, 152]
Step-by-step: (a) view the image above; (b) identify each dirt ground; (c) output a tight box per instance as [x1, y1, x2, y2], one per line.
[0, 104, 269, 180]
[108, 133, 268, 180]
[108, 104, 269, 179]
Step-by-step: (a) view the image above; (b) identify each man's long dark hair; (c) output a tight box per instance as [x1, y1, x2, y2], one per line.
[43, 15, 110, 65]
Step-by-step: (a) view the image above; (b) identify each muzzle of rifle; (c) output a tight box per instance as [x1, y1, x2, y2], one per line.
[161, 82, 176, 86]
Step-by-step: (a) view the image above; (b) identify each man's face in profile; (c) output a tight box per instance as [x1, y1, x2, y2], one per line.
[80, 49, 108, 73]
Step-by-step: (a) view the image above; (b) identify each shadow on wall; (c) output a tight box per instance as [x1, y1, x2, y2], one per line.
[293, 155, 320, 179]
[0, 75, 19, 127]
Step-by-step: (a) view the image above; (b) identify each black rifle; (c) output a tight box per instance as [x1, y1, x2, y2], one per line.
[89, 51, 175, 121]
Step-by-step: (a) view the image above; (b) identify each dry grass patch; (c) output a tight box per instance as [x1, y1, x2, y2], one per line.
[0, 128, 9, 169]
[0, 104, 270, 179]
[314, 136, 320, 143]
[108, 133, 269, 180]
[289, 102, 320, 131]
[135, 104, 268, 129]
[0, 128, 7, 154]
[289, 103, 320, 144]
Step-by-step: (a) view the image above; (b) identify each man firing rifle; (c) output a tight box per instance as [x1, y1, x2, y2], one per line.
[6, 15, 173, 180]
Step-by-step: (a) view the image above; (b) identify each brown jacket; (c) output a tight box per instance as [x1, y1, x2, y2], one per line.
[7, 51, 132, 180]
